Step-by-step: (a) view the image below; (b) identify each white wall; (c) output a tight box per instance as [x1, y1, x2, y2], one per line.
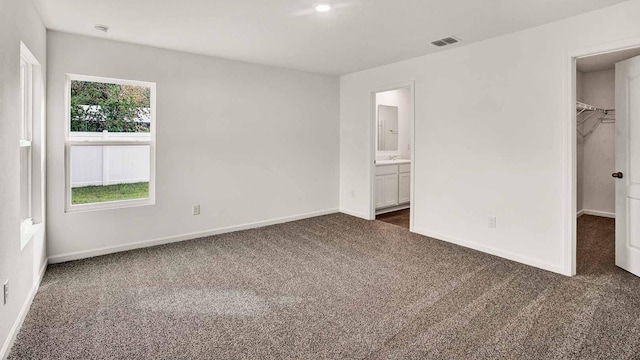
[0, 0, 47, 357]
[340, 0, 640, 275]
[375, 87, 411, 160]
[580, 69, 616, 215]
[47, 31, 340, 260]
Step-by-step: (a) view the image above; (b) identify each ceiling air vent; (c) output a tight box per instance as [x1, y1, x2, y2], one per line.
[431, 36, 460, 47]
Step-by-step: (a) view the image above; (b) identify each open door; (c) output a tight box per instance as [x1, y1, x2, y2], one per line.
[615, 55, 640, 277]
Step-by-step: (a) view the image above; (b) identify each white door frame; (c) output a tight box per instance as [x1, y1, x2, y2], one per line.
[369, 81, 416, 231]
[565, 37, 640, 276]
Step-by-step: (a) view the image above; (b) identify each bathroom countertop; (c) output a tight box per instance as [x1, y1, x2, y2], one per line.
[375, 159, 411, 165]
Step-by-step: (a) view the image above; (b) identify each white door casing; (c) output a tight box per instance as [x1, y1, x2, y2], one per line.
[615, 55, 640, 277]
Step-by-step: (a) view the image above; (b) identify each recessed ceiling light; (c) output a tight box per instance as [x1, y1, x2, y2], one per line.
[94, 24, 109, 33]
[315, 3, 332, 12]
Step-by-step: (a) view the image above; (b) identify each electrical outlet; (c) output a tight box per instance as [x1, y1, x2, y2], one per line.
[351, 190, 355, 199]
[192, 205, 200, 216]
[3, 280, 8, 305]
[488, 216, 497, 228]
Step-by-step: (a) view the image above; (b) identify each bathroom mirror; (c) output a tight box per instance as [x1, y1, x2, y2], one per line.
[377, 105, 399, 151]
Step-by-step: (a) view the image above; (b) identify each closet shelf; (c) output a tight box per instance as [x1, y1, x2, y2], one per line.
[577, 101, 614, 115]
[577, 101, 602, 113]
[576, 101, 615, 137]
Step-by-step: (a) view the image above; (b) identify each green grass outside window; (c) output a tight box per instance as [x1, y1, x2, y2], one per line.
[72, 182, 149, 205]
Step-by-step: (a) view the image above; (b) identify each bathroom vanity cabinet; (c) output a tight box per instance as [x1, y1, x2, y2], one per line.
[375, 161, 410, 214]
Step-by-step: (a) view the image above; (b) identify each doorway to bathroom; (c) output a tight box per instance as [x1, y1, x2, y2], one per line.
[370, 83, 414, 230]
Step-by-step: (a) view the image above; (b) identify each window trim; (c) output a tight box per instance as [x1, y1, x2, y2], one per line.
[20, 42, 39, 250]
[64, 74, 156, 213]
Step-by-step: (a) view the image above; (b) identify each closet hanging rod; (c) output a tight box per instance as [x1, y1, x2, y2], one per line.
[577, 101, 613, 113]
[576, 101, 614, 117]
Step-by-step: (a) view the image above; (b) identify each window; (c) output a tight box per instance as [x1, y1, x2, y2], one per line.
[20, 50, 33, 243]
[66, 75, 156, 212]
[20, 42, 41, 249]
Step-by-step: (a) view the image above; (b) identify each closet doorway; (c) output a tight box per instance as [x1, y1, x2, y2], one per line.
[369, 83, 415, 230]
[573, 46, 640, 278]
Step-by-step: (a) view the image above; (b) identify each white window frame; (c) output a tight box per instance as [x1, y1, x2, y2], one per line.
[20, 43, 37, 248]
[65, 74, 156, 212]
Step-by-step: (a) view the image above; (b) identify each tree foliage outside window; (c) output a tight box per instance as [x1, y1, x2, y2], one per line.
[70, 80, 151, 133]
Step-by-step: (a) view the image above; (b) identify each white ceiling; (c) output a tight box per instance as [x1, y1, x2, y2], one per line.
[577, 47, 640, 73]
[33, 0, 629, 75]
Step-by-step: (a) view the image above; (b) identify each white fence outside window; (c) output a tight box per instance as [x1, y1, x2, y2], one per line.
[70, 131, 150, 188]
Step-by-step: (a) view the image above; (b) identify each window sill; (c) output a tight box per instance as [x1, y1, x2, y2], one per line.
[65, 198, 155, 213]
[21, 220, 43, 250]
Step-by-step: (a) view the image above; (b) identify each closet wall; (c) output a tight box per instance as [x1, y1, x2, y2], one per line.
[577, 71, 584, 212]
[576, 69, 616, 216]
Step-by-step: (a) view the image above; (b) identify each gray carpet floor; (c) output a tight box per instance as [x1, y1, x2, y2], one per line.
[8, 214, 640, 359]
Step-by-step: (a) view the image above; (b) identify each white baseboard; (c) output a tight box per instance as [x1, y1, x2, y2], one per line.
[1, 260, 48, 360]
[412, 227, 566, 276]
[48, 208, 339, 264]
[339, 208, 370, 220]
[577, 209, 615, 218]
